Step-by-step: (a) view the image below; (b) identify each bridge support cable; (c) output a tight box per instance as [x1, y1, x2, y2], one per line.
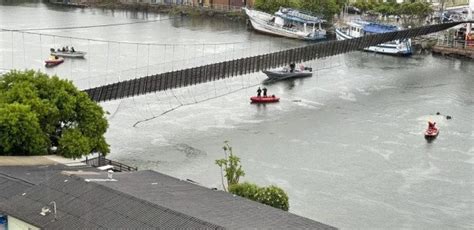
[81, 22, 473, 102]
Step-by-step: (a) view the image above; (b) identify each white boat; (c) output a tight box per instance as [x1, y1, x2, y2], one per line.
[335, 21, 412, 55]
[244, 7, 326, 41]
[50, 48, 87, 58]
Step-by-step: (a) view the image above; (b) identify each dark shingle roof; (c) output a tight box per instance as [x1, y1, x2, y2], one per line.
[83, 170, 337, 229]
[0, 174, 223, 229]
[0, 174, 33, 202]
[0, 166, 336, 229]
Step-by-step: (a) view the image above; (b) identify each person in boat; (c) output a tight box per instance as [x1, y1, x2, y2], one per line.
[428, 121, 437, 130]
[257, 87, 262, 97]
[289, 63, 296, 73]
[262, 87, 267, 97]
[299, 64, 305, 71]
[71, 47, 75, 52]
[62, 47, 66, 52]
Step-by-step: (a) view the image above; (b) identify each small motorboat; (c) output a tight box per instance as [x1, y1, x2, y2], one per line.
[50, 48, 86, 58]
[45, 56, 64, 67]
[425, 128, 439, 138]
[424, 121, 439, 139]
[250, 95, 280, 103]
[263, 64, 312, 80]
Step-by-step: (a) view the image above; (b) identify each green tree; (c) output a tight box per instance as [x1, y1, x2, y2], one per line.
[254, 0, 294, 14]
[0, 103, 47, 155]
[354, 0, 374, 13]
[229, 182, 290, 211]
[299, 0, 340, 19]
[215, 141, 245, 191]
[0, 70, 109, 158]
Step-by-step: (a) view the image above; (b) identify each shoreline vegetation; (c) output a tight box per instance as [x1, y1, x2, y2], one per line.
[48, 0, 248, 21]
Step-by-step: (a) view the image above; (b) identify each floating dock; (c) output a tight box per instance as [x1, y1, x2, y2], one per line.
[432, 45, 474, 59]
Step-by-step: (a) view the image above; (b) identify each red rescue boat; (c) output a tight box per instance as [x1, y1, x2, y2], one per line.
[425, 128, 439, 138]
[45, 56, 64, 68]
[250, 95, 280, 103]
[424, 121, 439, 139]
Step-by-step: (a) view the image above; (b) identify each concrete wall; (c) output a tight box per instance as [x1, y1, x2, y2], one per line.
[7, 216, 40, 230]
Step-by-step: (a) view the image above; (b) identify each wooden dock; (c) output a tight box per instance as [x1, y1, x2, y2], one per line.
[432, 45, 474, 59]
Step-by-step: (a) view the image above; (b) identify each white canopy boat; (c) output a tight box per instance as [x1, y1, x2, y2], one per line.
[335, 20, 412, 55]
[50, 48, 87, 58]
[245, 7, 326, 41]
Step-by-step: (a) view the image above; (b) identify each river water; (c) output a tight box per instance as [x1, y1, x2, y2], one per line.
[1, 1, 473, 229]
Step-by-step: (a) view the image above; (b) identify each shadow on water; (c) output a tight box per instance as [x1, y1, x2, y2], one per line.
[424, 136, 437, 144]
[262, 75, 312, 90]
[253, 103, 267, 113]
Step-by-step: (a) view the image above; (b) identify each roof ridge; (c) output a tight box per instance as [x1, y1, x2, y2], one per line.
[0, 172, 35, 186]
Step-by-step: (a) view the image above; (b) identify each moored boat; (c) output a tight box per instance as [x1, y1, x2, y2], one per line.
[250, 96, 280, 103]
[335, 20, 412, 55]
[45, 56, 64, 67]
[245, 7, 326, 41]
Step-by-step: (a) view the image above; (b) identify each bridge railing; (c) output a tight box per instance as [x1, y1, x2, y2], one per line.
[83, 155, 138, 172]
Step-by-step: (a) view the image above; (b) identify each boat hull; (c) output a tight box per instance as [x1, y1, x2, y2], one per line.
[424, 128, 439, 139]
[335, 28, 412, 56]
[45, 58, 64, 67]
[245, 8, 325, 41]
[250, 96, 280, 103]
[263, 70, 313, 80]
[51, 51, 86, 58]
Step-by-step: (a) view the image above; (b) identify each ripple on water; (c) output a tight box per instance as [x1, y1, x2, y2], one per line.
[396, 161, 441, 193]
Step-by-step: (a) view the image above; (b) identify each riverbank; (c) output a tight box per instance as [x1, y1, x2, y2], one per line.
[48, 1, 247, 21]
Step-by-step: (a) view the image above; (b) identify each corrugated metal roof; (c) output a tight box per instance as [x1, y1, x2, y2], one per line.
[0, 173, 223, 229]
[0, 166, 336, 229]
[85, 170, 337, 229]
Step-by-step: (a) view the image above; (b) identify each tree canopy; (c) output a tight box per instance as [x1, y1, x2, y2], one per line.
[0, 70, 109, 158]
[254, 0, 341, 20]
[353, 0, 433, 22]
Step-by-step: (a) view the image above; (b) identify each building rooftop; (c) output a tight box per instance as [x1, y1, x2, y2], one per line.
[81, 170, 336, 229]
[0, 164, 337, 229]
[0, 173, 223, 229]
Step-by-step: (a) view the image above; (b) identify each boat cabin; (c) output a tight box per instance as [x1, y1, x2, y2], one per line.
[272, 7, 325, 34]
[346, 21, 399, 44]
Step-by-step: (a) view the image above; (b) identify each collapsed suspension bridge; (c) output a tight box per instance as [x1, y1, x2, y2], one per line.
[83, 21, 472, 102]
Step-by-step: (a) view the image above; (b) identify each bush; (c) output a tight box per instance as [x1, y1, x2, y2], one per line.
[229, 182, 289, 211]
